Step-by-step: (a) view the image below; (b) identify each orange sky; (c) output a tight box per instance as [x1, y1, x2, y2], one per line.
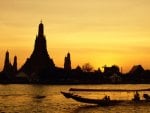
[0, 0, 150, 72]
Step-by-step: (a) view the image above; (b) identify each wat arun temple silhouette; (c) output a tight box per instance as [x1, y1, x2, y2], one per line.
[1, 22, 149, 84]
[17, 22, 67, 83]
[20, 22, 55, 76]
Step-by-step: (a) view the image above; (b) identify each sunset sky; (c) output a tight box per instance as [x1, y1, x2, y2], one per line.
[0, 0, 150, 72]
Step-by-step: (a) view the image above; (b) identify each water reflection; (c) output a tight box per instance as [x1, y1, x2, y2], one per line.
[73, 105, 99, 113]
[0, 84, 149, 113]
[73, 103, 150, 113]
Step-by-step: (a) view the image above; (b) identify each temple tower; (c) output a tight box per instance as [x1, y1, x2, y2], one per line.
[20, 22, 55, 77]
[13, 56, 17, 73]
[3, 51, 12, 72]
[64, 52, 71, 71]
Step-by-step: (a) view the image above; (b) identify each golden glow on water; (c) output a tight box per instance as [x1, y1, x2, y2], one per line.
[1, 0, 150, 72]
[0, 84, 150, 112]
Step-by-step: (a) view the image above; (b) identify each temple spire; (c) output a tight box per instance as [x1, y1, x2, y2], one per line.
[20, 22, 55, 82]
[38, 21, 44, 36]
[64, 52, 71, 71]
[13, 56, 17, 72]
[3, 51, 12, 72]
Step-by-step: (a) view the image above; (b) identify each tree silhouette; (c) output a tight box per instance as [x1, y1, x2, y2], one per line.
[82, 63, 93, 72]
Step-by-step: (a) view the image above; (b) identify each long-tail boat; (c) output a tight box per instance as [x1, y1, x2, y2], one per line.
[61, 91, 123, 106]
[61, 88, 150, 105]
[69, 88, 150, 92]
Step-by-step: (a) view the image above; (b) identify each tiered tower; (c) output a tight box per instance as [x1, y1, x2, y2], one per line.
[64, 52, 71, 71]
[13, 56, 17, 73]
[20, 22, 55, 77]
[2, 51, 17, 79]
[3, 51, 12, 72]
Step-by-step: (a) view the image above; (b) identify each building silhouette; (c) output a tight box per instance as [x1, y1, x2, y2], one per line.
[64, 52, 71, 71]
[1, 22, 150, 84]
[129, 65, 144, 75]
[3, 51, 12, 72]
[1, 51, 17, 81]
[13, 56, 17, 73]
[20, 22, 55, 80]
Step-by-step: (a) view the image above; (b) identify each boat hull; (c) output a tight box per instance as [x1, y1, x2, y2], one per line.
[61, 91, 123, 106]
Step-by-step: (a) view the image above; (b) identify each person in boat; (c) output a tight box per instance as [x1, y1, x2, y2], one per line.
[103, 95, 107, 100]
[143, 94, 150, 101]
[132, 91, 140, 101]
[103, 95, 110, 101]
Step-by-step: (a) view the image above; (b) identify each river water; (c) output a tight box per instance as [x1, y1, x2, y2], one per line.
[0, 84, 149, 113]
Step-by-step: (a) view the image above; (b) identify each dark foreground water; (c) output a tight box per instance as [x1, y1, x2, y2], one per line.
[0, 84, 150, 113]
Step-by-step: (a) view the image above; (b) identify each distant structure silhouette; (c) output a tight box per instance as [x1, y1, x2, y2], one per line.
[1, 51, 17, 81]
[0, 22, 150, 84]
[129, 65, 144, 75]
[13, 56, 17, 73]
[103, 65, 120, 76]
[64, 52, 71, 71]
[3, 51, 12, 72]
[20, 22, 55, 80]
